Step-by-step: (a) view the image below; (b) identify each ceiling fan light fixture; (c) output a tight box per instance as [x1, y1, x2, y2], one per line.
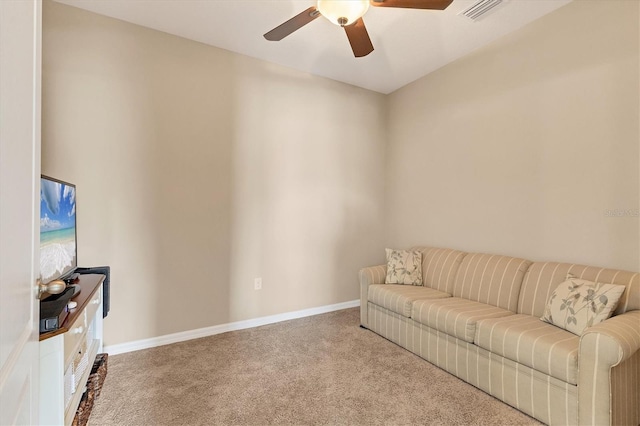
[317, 0, 370, 27]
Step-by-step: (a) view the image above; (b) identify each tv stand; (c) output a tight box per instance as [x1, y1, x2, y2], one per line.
[39, 274, 105, 425]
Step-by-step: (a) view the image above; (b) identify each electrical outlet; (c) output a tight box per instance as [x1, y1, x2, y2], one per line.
[254, 277, 262, 290]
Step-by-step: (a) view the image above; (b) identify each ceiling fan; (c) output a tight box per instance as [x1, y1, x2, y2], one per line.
[264, 0, 454, 58]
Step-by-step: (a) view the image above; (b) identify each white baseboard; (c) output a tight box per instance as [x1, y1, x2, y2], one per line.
[104, 299, 360, 355]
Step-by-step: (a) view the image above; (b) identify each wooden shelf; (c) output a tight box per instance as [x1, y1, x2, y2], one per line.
[40, 274, 105, 341]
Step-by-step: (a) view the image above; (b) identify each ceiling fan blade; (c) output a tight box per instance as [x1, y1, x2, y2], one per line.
[264, 7, 321, 41]
[344, 18, 374, 58]
[370, 0, 453, 10]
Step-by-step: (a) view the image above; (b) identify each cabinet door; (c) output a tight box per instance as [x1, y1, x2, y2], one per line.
[0, 0, 42, 424]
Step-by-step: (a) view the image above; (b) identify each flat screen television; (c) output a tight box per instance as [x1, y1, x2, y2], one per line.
[40, 175, 77, 284]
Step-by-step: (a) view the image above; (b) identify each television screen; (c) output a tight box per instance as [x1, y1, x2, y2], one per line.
[40, 175, 77, 283]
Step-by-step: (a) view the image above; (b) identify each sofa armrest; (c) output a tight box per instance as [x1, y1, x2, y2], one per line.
[359, 265, 386, 328]
[581, 310, 640, 365]
[578, 310, 640, 425]
[359, 265, 387, 287]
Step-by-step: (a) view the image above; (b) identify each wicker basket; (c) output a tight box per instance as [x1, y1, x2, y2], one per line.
[72, 353, 108, 426]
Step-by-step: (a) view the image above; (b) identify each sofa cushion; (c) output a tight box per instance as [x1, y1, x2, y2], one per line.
[411, 298, 514, 342]
[540, 274, 626, 335]
[474, 314, 579, 385]
[410, 247, 467, 293]
[368, 284, 450, 317]
[517, 261, 639, 317]
[452, 253, 531, 312]
[385, 248, 423, 285]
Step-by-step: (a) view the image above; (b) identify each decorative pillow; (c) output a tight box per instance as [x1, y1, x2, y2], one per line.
[541, 273, 626, 335]
[385, 248, 423, 285]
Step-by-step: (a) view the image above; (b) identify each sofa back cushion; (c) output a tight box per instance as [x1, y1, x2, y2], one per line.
[517, 262, 639, 317]
[451, 253, 532, 312]
[410, 247, 467, 294]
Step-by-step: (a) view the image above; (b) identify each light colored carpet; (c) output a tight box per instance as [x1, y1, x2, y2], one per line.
[89, 308, 542, 425]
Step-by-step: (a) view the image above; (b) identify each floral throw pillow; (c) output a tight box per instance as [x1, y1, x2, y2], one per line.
[541, 273, 626, 335]
[385, 248, 423, 286]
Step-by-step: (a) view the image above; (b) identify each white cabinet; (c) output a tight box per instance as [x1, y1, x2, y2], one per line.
[39, 275, 104, 426]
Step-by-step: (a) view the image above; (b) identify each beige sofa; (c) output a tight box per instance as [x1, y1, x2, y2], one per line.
[359, 247, 639, 426]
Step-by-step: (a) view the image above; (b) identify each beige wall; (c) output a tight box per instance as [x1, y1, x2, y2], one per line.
[386, 0, 639, 272]
[43, 0, 640, 347]
[42, 1, 386, 346]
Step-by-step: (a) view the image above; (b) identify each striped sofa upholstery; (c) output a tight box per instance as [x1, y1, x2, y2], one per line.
[410, 246, 467, 293]
[517, 262, 640, 317]
[360, 247, 465, 328]
[368, 284, 449, 317]
[452, 253, 531, 312]
[360, 248, 640, 426]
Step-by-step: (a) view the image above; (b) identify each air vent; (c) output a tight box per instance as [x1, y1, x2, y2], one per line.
[460, 0, 504, 21]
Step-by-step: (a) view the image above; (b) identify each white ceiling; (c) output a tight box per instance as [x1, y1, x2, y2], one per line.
[54, 0, 572, 94]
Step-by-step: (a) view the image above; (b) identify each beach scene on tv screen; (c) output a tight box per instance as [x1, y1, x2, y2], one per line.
[40, 179, 76, 282]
